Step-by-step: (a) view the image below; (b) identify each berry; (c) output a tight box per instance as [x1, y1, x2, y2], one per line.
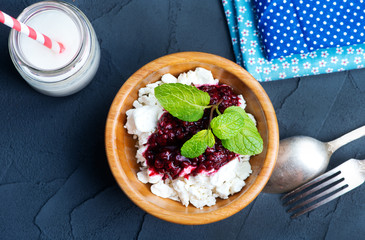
[143, 84, 240, 180]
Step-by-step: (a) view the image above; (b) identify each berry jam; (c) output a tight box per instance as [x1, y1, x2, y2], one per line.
[143, 84, 240, 180]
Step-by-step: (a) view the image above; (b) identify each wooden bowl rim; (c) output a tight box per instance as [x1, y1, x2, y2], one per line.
[105, 52, 279, 225]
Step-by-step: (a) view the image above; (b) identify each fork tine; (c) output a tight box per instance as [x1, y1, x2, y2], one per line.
[283, 173, 343, 206]
[281, 167, 341, 201]
[287, 180, 347, 213]
[290, 186, 352, 218]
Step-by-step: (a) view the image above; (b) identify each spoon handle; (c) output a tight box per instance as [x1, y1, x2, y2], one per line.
[327, 125, 365, 153]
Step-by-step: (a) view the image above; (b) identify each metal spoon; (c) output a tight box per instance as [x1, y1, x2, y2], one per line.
[263, 125, 365, 194]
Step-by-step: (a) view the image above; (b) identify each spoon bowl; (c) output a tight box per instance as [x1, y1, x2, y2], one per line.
[264, 136, 331, 193]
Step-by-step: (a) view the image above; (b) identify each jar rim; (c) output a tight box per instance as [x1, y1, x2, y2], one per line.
[9, 1, 87, 80]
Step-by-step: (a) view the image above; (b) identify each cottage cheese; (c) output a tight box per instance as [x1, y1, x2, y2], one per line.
[125, 68, 254, 208]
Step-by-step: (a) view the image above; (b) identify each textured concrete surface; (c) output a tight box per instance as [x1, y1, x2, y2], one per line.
[0, 0, 364, 239]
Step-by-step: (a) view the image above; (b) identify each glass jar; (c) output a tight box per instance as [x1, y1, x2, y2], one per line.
[8, 1, 100, 97]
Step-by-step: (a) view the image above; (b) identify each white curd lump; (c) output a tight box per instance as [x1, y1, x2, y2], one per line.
[125, 68, 254, 208]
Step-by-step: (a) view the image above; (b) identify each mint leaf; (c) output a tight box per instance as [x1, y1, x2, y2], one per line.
[210, 111, 244, 139]
[181, 129, 215, 158]
[224, 106, 247, 117]
[222, 106, 263, 155]
[154, 83, 210, 121]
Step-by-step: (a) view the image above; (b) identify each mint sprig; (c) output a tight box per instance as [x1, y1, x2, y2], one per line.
[181, 129, 215, 158]
[222, 106, 263, 155]
[154, 83, 263, 158]
[154, 83, 210, 121]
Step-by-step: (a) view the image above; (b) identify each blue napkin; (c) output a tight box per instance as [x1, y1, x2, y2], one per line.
[222, 0, 365, 81]
[254, 0, 365, 60]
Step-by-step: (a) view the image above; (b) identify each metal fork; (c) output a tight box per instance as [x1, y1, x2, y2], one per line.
[281, 158, 365, 218]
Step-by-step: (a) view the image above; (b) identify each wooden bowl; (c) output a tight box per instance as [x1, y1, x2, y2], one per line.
[105, 52, 279, 225]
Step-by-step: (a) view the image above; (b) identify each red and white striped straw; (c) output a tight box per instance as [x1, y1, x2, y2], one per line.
[0, 10, 65, 53]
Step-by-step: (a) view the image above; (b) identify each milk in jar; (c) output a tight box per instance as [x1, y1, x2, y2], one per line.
[9, 1, 100, 97]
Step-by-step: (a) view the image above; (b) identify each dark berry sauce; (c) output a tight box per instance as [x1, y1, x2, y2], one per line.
[143, 84, 240, 180]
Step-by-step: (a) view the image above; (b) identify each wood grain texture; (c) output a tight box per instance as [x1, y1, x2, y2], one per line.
[105, 52, 279, 225]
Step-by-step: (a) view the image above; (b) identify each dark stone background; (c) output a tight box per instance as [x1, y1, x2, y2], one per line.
[0, 0, 364, 239]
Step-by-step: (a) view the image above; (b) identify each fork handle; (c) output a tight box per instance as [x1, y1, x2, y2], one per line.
[327, 125, 365, 153]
